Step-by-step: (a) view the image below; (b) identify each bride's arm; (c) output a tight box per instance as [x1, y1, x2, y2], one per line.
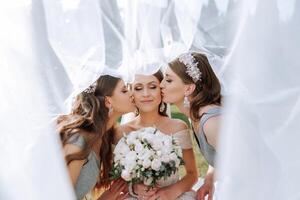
[149, 148, 198, 200]
[171, 148, 199, 195]
[149, 121, 198, 200]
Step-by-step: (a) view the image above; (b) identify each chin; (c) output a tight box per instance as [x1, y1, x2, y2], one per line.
[139, 107, 157, 113]
[162, 97, 171, 104]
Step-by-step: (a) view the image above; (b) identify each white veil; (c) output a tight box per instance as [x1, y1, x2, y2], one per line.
[0, 1, 74, 199]
[1, 0, 300, 199]
[218, 0, 300, 199]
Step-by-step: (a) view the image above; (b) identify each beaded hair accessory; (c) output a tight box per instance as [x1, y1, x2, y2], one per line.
[178, 53, 201, 83]
[84, 82, 97, 94]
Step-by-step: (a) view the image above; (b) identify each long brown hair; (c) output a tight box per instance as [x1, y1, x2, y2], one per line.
[169, 52, 221, 121]
[57, 75, 120, 188]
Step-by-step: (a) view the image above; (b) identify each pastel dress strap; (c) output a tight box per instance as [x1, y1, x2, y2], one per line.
[173, 129, 193, 149]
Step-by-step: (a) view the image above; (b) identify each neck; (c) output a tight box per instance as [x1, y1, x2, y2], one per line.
[137, 109, 161, 127]
[107, 112, 120, 130]
[175, 101, 191, 118]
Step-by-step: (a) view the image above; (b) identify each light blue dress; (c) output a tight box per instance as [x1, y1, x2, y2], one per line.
[68, 134, 100, 200]
[193, 107, 221, 167]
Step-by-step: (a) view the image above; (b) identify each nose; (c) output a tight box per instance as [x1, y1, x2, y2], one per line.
[142, 88, 150, 97]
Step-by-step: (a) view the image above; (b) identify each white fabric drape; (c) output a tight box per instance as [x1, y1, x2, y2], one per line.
[1, 0, 300, 199]
[218, 0, 300, 200]
[0, 1, 74, 199]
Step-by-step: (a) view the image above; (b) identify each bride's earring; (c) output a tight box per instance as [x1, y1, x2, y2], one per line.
[134, 108, 139, 115]
[183, 96, 190, 108]
[159, 103, 166, 112]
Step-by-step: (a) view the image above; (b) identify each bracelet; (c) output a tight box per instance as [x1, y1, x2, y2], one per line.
[128, 182, 139, 198]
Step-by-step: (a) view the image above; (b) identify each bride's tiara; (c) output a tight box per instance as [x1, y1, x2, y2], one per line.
[178, 53, 201, 83]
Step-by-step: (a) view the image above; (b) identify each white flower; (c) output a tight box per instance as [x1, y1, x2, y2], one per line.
[151, 159, 162, 171]
[142, 158, 151, 168]
[152, 140, 163, 151]
[121, 170, 132, 181]
[133, 140, 143, 153]
[169, 152, 177, 161]
[138, 148, 154, 161]
[156, 150, 162, 157]
[161, 154, 171, 163]
[112, 127, 184, 184]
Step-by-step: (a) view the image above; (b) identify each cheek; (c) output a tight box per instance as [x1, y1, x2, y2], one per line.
[133, 92, 141, 101]
[152, 89, 162, 101]
[163, 83, 184, 102]
[114, 93, 132, 111]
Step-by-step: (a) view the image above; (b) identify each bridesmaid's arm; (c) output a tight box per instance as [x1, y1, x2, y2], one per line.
[63, 144, 85, 186]
[196, 165, 214, 200]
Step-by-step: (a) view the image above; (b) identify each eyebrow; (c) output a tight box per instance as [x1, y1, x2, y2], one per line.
[134, 81, 158, 85]
[165, 73, 172, 77]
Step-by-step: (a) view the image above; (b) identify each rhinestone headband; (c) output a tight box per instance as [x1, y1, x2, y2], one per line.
[178, 53, 201, 82]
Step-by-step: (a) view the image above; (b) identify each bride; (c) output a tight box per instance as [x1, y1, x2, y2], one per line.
[114, 70, 198, 200]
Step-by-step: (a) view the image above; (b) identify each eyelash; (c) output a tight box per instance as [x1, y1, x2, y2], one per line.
[166, 79, 172, 83]
[134, 86, 157, 91]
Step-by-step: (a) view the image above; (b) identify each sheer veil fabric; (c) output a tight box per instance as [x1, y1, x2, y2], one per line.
[1, 0, 299, 199]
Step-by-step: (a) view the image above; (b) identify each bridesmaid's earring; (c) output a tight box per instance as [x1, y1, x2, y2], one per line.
[159, 103, 166, 113]
[183, 96, 190, 108]
[108, 107, 113, 116]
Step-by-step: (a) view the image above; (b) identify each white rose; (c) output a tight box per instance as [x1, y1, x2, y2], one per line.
[142, 134, 154, 144]
[127, 132, 138, 145]
[156, 150, 162, 157]
[114, 153, 125, 162]
[134, 140, 143, 153]
[169, 152, 177, 161]
[161, 154, 171, 163]
[142, 158, 151, 168]
[121, 170, 132, 181]
[151, 159, 161, 171]
[152, 140, 163, 151]
[138, 148, 154, 161]
[114, 139, 130, 155]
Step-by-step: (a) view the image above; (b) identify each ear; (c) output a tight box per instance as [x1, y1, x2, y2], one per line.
[184, 84, 196, 96]
[105, 96, 112, 109]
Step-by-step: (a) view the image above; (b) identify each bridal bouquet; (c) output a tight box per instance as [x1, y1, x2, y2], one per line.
[110, 127, 184, 187]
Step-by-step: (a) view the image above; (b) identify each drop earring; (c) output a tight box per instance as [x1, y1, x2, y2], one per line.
[183, 96, 190, 108]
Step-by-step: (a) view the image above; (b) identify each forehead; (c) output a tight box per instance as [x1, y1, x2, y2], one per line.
[114, 79, 126, 90]
[165, 67, 178, 78]
[134, 74, 159, 84]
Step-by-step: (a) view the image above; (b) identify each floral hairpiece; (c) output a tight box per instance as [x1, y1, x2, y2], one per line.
[84, 82, 97, 94]
[178, 53, 201, 82]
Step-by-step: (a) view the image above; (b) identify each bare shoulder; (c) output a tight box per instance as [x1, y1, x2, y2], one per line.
[63, 143, 82, 157]
[203, 115, 220, 133]
[203, 116, 220, 148]
[163, 117, 188, 133]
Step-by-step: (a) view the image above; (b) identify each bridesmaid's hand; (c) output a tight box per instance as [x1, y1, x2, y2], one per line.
[196, 181, 214, 200]
[98, 179, 128, 200]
